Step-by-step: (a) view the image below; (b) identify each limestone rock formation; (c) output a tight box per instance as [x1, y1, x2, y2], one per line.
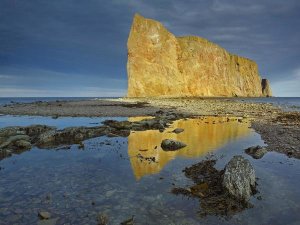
[127, 14, 272, 97]
[261, 79, 272, 97]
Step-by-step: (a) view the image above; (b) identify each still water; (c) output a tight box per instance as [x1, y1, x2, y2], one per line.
[0, 117, 299, 225]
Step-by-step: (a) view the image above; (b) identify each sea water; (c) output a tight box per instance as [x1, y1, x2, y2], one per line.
[0, 116, 299, 225]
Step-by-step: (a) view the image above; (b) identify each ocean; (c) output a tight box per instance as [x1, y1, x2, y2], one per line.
[240, 97, 300, 111]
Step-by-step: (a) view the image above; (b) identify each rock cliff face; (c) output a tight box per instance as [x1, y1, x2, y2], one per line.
[127, 14, 272, 97]
[261, 79, 272, 97]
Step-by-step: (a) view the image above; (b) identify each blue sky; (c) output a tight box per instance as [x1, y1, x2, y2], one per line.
[0, 0, 300, 97]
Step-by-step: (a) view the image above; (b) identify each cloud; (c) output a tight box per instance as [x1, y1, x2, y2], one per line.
[0, 0, 300, 96]
[211, 1, 265, 14]
[0, 66, 127, 97]
[271, 68, 300, 97]
[0, 86, 126, 97]
[0, 75, 15, 79]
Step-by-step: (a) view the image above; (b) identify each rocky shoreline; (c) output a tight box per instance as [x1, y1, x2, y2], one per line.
[1, 97, 298, 159]
[0, 98, 299, 224]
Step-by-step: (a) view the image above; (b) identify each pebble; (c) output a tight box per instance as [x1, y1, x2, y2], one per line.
[38, 211, 51, 220]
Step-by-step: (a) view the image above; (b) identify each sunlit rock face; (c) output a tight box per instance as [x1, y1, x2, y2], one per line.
[128, 117, 251, 180]
[127, 14, 272, 97]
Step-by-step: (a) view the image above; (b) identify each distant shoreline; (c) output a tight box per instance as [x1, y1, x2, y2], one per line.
[0, 97, 281, 117]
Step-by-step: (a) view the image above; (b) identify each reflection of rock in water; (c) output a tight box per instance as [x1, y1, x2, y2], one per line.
[128, 117, 251, 180]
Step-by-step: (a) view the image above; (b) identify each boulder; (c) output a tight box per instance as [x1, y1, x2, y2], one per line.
[245, 145, 267, 159]
[222, 155, 256, 201]
[173, 128, 184, 134]
[161, 139, 186, 151]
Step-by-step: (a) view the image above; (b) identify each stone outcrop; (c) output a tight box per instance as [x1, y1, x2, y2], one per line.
[261, 79, 272, 97]
[127, 14, 272, 97]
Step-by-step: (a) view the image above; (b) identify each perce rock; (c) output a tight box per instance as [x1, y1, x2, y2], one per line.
[127, 14, 272, 97]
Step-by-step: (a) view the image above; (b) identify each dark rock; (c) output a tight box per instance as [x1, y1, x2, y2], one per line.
[173, 128, 184, 134]
[102, 120, 132, 130]
[120, 216, 134, 225]
[245, 145, 267, 159]
[222, 155, 256, 201]
[0, 135, 30, 149]
[14, 140, 31, 150]
[161, 139, 186, 151]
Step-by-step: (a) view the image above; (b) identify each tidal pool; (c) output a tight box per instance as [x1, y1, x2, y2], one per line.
[0, 117, 299, 225]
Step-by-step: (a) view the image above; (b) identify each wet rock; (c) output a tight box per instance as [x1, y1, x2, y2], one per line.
[173, 128, 184, 134]
[222, 155, 256, 201]
[38, 211, 51, 220]
[78, 142, 84, 149]
[97, 213, 109, 225]
[36, 126, 107, 147]
[0, 135, 30, 149]
[37, 218, 58, 225]
[14, 140, 32, 150]
[22, 125, 55, 139]
[245, 145, 267, 159]
[161, 139, 186, 151]
[0, 126, 26, 137]
[120, 216, 134, 225]
[102, 120, 132, 130]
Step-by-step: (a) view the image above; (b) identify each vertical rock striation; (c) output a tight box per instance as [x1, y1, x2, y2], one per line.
[127, 14, 272, 97]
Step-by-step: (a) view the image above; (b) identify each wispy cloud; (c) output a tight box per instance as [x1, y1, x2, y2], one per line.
[211, 1, 265, 14]
[0, 75, 15, 79]
[0, 86, 126, 97]
[271, 68, 300, 97]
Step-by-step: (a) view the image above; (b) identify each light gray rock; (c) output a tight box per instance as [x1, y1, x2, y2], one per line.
[38, 211, 51, 220]
[161, 139, 187, 151]
[222, 155, 256, 201]
[245, 145, 267, 159]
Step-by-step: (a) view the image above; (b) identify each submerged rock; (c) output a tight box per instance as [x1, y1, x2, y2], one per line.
[245, 145, 267, 159]
[161, 139, 187, 151]
[37, 218, 58, 225]
[120, 216, 134, 225]
[222, 155, 256, 201]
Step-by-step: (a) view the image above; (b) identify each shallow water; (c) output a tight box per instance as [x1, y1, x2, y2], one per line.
[0, 117, 299, 225]
[0, 115, 126, 129]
